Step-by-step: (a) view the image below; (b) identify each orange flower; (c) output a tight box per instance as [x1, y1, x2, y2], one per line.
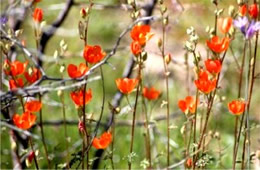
[70, 89, 92, 107]
[9, 78, 24, 90]
[92, 132, 112, 149]
[249, 3, 259, 19]
[13, 112, 37, 130]
[228, 100, 246, 115]
[25, 100, 42, 112]
[185, 158, 193, 168]
[67, 63, 89, 79]
[142, 86, 160, 100]
[130, 25, 154, 46]
[4, 60, 28, 76]
[178, 96, 198, 114]
[83, 45, 106, 64]
[207, 36, 230, 53]
[130, 41, 142, 56]
[33, 8, 43, 23]
[194, 71, 217, 94]
[204, 59, 222, 74]
[218, 17, 232, 34]
[24, 68, 41, 84]
[115, 78, 139, 94]
[239, 4, 247, 16]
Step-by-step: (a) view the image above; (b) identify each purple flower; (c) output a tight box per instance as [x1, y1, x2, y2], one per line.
[234, 17, 248, 34]
[0, 16, 8, 25]
[234, 16, 260, 39]
[246, 21, 260, 39]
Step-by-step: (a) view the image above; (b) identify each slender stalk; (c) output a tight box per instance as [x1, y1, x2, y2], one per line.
[39, 95, 51, 169]
[192, 90, 199, 169]
[29, 136, 39, 170]
[233, 40, 247, 169]
[242, 38, 254, 169]
[111, 111, 115, 170]
[160, 16, 170, 168]
[81, 85, 87, 169]
[141, 80, 151, 168]
[60, 92, 70, 169]
[33, 17, 51, 168]
[186, 118, 193, 157]
[244, 25, 259, 168]
[128, 57, 142, 170]
[232, 116, 238, 170]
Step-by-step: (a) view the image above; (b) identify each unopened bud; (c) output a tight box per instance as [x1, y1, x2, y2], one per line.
[57, 90, 63, 97]
[160, 5, 167, 14]
[80, 8, 87, 19]
[11, 140, 16, 150]
[141, 52, 148, 61]
[157, 38, 162, 48]
[237, 0, 243, 5]
[28, 151, 35, 163]
[127, 0, 135, 6]
[214, 132, 220, 139]
[163, 16, 169, 26]
[185, 158, 193, 168]
[165, 54, 171, 65]
[228, 5, 235, 17]
[28, 67, 33, 75]
[78, 121, 85, 133]
[60, 65, 65, 73]
[115, 107, 121, 114]
[134, 11, 140, 18]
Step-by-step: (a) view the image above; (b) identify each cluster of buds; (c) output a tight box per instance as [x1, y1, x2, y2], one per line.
[184, 27, 199, 52]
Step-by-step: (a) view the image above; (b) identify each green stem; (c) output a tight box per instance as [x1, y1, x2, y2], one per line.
[29, 136, 39, 169]
[233, 40, 247, 170]
[128, 59, 142, 170]
[39, 95, 51, 169]
[60, 92, 70, 169]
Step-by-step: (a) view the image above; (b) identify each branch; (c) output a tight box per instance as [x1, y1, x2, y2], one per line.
[39, 0, 74, 54]
[37, 112, 180, 127]
[0, 16, 159, 103]
[0, 121, 41, 140]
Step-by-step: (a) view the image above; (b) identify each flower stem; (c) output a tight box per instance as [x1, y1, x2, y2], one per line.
[233, 40, 247, 170]
[29, 136, 39, 170]
[128, 58, 142, 170]
[141, 79, 151, 168]
[39, 95, 51, 169]
[192, 90, 199, 169]
[60, 92, 70, 169]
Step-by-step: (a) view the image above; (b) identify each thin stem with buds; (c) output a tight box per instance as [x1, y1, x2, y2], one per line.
[128, 55, 142, 170]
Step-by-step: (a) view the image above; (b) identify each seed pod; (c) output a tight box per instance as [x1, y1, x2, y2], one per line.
[165, 54, 171, 65]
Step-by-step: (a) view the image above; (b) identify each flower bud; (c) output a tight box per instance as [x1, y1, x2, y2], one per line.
[80, 8, 87, 19]
[185, 158, 193, 168]
[28, 151, 35, 163]
[160, 5, 167, 14]
[57, 90, 63, 97]
[33, 8, 43, 23]
[60, 65, 65, 73]
[78, 121, 85, 133]
[159, 0, 164, 4]
[228, 5, 235, 17]
[163, 16, 169, 26]
[165, 54, 171, 65]
[157, 38, 162, 48]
